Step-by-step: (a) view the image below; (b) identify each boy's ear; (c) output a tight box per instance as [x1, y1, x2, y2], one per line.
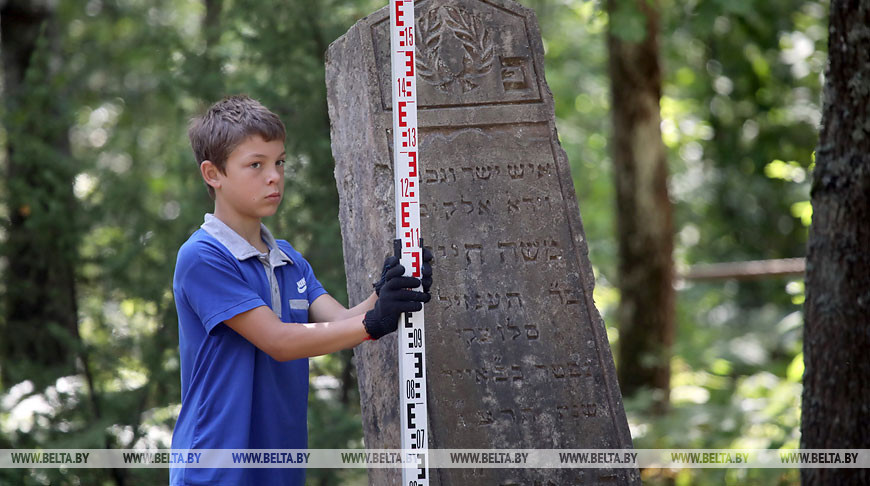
[200, 160, 221, 191]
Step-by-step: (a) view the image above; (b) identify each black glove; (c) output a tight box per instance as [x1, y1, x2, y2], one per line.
[373, 256, 400, 296]
[421, 247, 433, 295]
[364, 264, 431, 340]
[374, 248, 433, 295]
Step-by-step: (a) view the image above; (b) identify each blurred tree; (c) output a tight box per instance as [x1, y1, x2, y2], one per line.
[0, 0, 376, 483]
[801, 1, 870, 485]
[666, 0, 822, 294]
[607, 0, 675, 412]
[0, 0, 81, 389]
[531, 2, 824, 484]
[0, 1, 839, 485]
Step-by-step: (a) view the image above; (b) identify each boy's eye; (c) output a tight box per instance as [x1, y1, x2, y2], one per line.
[276, 159, 286, 167]
[250, 162, 261, 169]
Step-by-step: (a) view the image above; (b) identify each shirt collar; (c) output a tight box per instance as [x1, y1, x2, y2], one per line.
[201, 213, 294, 266]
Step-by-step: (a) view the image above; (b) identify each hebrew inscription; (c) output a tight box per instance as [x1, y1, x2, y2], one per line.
[430, 239, 565, 266]
[421, 194, 554, 221]
[453, 321, 540, 345]
[436, 290, 524, 312]
[440, 354, 596, 386]
[327, 1, 638, 484]
[421, 162, 555, 184]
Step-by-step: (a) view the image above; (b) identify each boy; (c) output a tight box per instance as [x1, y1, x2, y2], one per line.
[170, 95, 432, 485]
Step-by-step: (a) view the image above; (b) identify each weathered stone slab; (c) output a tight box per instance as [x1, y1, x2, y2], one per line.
[327, 1, 638, 484]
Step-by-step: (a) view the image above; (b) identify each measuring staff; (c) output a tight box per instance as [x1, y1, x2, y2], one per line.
[389, 1, 430, 484]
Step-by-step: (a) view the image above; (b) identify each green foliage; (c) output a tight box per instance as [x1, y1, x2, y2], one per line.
[1, 18, 83, 388]
[1, 0, 381, 484]
[307, 351, 367, 486]
[522, 0, 823, 484]
[609, 0, 648, 43]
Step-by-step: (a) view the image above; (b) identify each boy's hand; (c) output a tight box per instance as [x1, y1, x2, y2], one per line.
[373, 247, 433, 296]
[373, 256, 400, 296]
[364, 264, 430, 340]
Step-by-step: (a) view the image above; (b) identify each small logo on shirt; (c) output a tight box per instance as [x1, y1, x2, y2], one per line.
[296, 277, 307, 294]
[289, 299, 309, 310]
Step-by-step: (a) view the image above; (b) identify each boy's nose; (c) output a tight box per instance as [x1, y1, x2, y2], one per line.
[265, 167, 281, 184]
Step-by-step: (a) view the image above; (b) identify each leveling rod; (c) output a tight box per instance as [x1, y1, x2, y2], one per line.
[389, 1, 430, 485]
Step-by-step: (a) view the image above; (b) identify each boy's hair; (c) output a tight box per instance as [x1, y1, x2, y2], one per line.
[188, 95, 286, 199]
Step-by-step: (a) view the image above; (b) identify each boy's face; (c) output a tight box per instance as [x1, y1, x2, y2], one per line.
[212, 135, 286, 220]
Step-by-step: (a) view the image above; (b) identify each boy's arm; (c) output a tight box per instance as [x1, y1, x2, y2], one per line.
[224, 265, 428, 361]
[224, 306, 370, 362]
[308, 292, 377, 323]
[308, 248, 433, 324]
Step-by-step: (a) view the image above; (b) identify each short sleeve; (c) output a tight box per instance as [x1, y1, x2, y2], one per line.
[178, 244, 267, 334]
[278, 241, 328, 305]
[301, 258, 327, 305]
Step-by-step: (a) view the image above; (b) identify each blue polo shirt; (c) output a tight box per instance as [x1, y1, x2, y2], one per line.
[170, 214, 327, 486]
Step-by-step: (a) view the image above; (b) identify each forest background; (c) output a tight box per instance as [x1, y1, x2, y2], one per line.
[0, 0, 830, 485]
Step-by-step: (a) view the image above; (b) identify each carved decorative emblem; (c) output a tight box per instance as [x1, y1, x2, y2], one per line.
[416, 6, 495, 93]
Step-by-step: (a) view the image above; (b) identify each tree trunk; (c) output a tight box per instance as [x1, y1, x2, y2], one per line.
[196, 0, 224, 100]
[607, 0, 675, 411]
[801, 1, 870, 484]
[1, 0, 81, 388]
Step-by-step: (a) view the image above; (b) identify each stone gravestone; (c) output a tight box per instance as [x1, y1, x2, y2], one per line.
[326, 1, 639, 484]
